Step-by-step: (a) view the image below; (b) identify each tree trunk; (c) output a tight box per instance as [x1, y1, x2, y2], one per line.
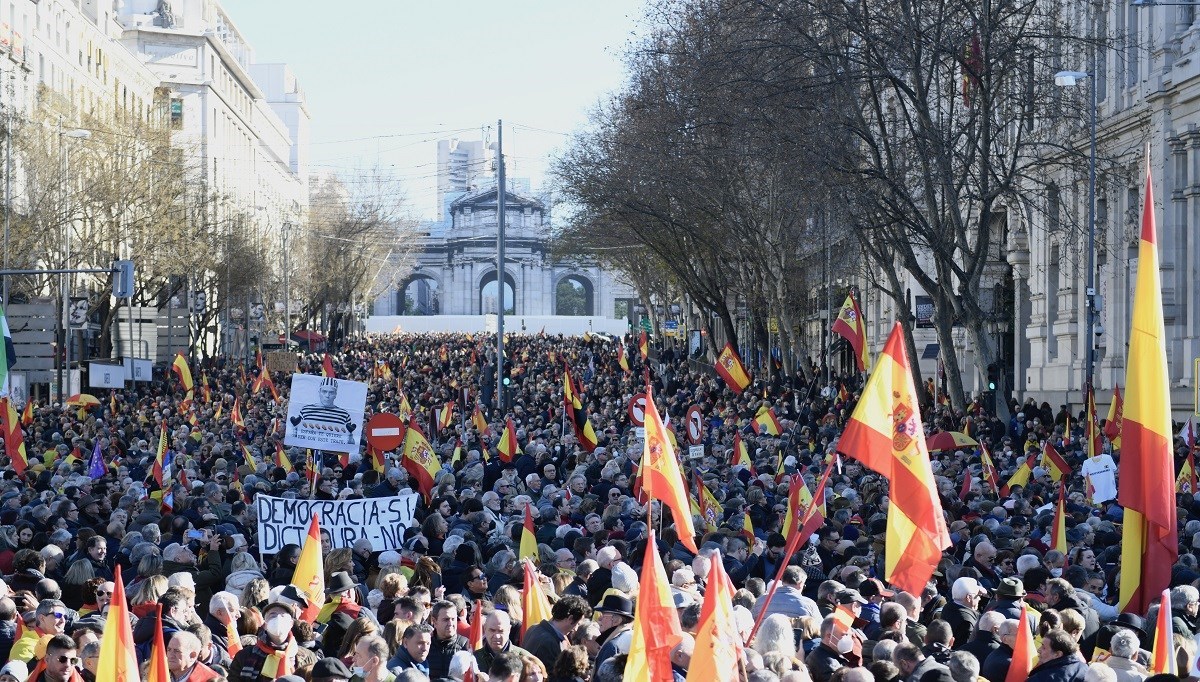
[932, 301, 967, 413]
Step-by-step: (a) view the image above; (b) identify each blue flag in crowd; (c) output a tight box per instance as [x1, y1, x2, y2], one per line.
[87, 441, 105, 480]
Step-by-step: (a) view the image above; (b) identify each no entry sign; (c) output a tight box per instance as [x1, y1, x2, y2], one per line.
[365, 412, 405, 451]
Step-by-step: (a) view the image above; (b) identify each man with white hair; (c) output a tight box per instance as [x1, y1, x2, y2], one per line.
[167, 630, 219, 682]
[943, 577, 985, 648]
[203, 591, 241, 663]
[1104, 628, 1147, 681]
[587, 545, 621, 605]
[961, 610, 1005, 663]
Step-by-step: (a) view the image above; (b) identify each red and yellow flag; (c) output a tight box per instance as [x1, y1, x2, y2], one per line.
[624, 529, 683, 682]
[401, 418, 440, 502]
[274, 442, 295, 474]
[639, 386, 698, 553]
[152, 426, 170, 487]
[471, 404, 490, 436]
[714, 343, 751, 394]
[240, 443, 257, 474]
[1118, 160, 1178, 615]
[1041, 442, 1071, 482]
[562, 362, 599, 452]
[1000, 453, 1036, 496]
[521, 561, 552, 640]
[638, 331, 649, 359]
[366, 444, 386, 474]
[1005, 603, 1034, 682]
[231, 398, 244, 429]
[290, 514, 325, 623]
[437, 402, 455, 432]
[147, 604, 169, 682]
[171, 353, 194, 399]
[398, 392, 413, 421]
[19, 400, 31, 427]
[1104, 385, 1124, 450]
[321, 353, 336, 378]
[497, 417, 519, 462]
[686, 548, 742, 682]
[96, 565, 139, 682]
[694, 475, 723, 532]
[751, 405, 782, 436]
[519, 504, 538, 563]
[831, 291, 870, 373]
[0, 398, 27, 477]
[1050, 482, 1067, 553]
[618, 344, 631, 374]
[1177, 448, 1197, 495]
[980, 444, 999, 494]
[836, 322, 950, 595]
[1152, 589, 1177, 674]
[1085, 386, 1102, 458]
[730, 432, 753, 471]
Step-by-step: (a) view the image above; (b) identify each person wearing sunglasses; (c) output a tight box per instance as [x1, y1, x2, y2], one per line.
[38, 635, 83, 682]
[10, 599, 69, 663]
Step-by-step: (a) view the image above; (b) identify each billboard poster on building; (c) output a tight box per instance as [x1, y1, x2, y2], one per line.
[283, 374, 367, 454]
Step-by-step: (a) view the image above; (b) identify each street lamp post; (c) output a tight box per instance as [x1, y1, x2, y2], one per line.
[282, 221, 291, 346]
[1054, 69, 1097, 396]
[56, 119, 91, 404]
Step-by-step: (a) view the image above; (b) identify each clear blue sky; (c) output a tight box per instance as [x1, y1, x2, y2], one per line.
[230, 1, 646, 220]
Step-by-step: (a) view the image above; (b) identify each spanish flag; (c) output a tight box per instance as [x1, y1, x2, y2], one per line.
[152, 426, 171, 487]
[729, 432, 752, 470]
[1104, 385, 1124, 450]
[1151, 589, 1177, 674]
[274, 443, 295, 475]
[147, 605, 169, 682]
[95, 565, 138, 682]
[638, 331, 649, 360]
[231, 398, 244, 429]
[714, 343, 751, 394]
[1041, 442, 1071, 482]
[521, 560, 552, 641]
[837, 322, 950, 595]
[623, 529, 683, 682]
[562, 363, 599, 452]
[240, 443, 257, 473]
[1118, 160, 1178, 615]
[1000, 453, 1036, 496]
[741, 512, 755, 547]
[1004, 604, 1034, 682]
[1085, 386, 1102, 458]
[290, 514, 325, 623]
[19, 400, 31, 427]
[639, 386, 698, 553]
[0, 398, 27, 477]
[321, 353, 336, 378]
[497, 417, 519, 463]
[618, 344, 631, 374]
[437, 402, 455, 432]
[366, 444, 386, 474]
[471, 404, 490, 436]
[519, 504, 538, 563]
[980, 444, 999, 494]
[685, 548, 742, 682]
[1050, 482, 1067, 554]
[694, 475, 723, 532]
[1177, 449, 1196, 495]
[171, 353, 194, 399]
[831, 291, 870, 373]
[402, 418, 441, 501]
[751, 405, 783, 436]
[780, 475, 805, 538]
[398, 392, 413, 421]
[213, 402, 223, 420]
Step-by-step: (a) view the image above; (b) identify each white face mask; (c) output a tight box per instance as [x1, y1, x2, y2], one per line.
[1050, 567, 1063, 578]
[264, 614, 293, 640]
[837, 634, 854, 654]
[351, 667, 365, 677]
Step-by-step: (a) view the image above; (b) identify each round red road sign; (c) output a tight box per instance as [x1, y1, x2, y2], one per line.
[365, 412, 405, 451]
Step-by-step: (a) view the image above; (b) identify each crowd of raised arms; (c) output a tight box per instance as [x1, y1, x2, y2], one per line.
[0, 331, 1189, 682]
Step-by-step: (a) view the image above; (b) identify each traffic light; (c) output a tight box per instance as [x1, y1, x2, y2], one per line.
[112, 260, 135, 298]
[986, 363, 1000, 391]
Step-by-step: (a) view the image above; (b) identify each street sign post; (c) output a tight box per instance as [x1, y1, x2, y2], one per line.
[365, 413, 405, 451]
[685, 405, 704, 444]
[628, 392, 647, 427]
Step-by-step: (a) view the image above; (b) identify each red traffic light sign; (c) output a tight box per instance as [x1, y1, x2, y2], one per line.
[628, 393, 648, 427]
[365, 412, 405, 451]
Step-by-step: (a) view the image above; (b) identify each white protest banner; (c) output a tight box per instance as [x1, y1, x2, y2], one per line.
[255, 493, 419, 554]
[284, 374, 368, 454]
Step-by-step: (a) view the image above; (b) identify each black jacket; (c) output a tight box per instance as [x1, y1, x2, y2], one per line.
[980, 644, 1013, 682]
[1026, 653, 1088, 682]
[940, 601, 979, 649]
[804, 644, 847, 682]
[425, 633, 468, 681]
[960, 631, 1002, 665]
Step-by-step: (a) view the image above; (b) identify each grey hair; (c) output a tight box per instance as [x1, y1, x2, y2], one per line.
[1109, 629, 1140, 658]
[485, 549, 515, 575]
[948, 651, 980, 682]
[751, 614, 796, 659]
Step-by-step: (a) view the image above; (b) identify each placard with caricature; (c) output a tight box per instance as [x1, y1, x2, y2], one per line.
[283, 374, 367, 454]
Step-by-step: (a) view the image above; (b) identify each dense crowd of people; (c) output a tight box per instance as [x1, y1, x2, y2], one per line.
[0, 331, 1190, 682]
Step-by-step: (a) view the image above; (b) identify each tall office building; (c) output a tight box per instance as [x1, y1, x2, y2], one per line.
[436, 138, 490, 219]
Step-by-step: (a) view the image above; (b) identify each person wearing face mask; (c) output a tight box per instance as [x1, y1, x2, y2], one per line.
[804, 614, 852, 682]
[228, 586, 317, 681]
[349, 634, 394, 682]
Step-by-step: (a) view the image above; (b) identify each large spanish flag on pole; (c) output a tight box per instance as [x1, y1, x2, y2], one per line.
[836, 322, 950, 595]
[95, 565, 139, 682]
[172, 352, 194, 399]
[0, 398, 27, 477]
[686, 549, 742, 682]
[831, 291, 870, 372]
[640, 386, 698, 553]
[624, 529, 683, 682]
[1119, 159, 1178, 614]
[714, 343, 751, 394]
[290, 514, 325, 623]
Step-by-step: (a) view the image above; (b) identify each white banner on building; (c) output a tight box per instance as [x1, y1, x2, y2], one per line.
[283, 374, 367, 454]
[255, 493, 419, 554]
